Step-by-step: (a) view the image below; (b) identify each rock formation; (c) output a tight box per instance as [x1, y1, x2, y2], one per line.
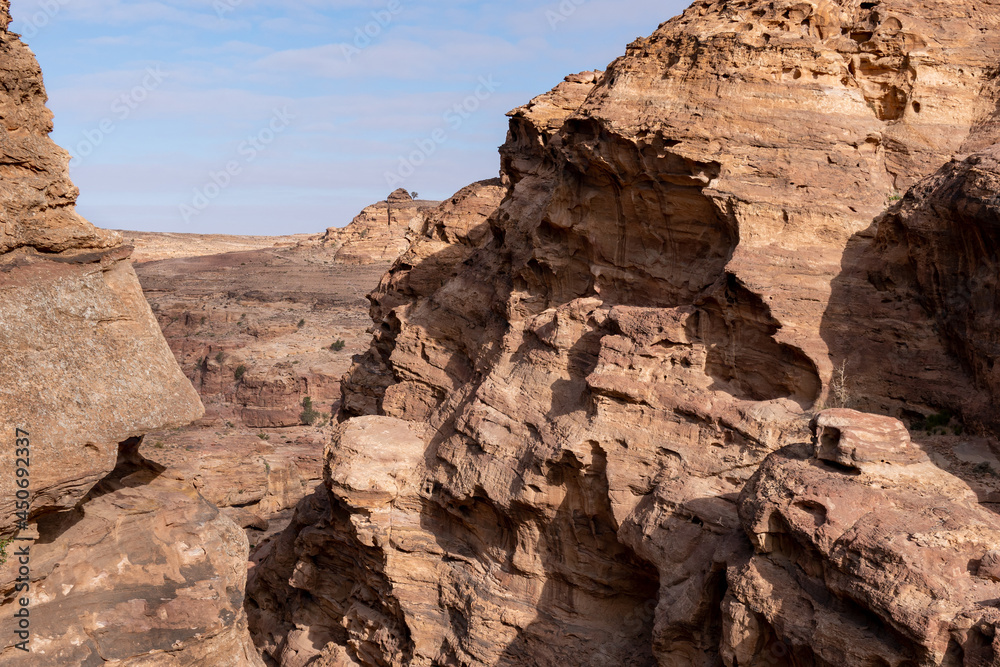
[0, 5, 262, 663]
[728, 410, 1000, 666]
[321, 189, 441, 265]
[248, 2, 1000, 666]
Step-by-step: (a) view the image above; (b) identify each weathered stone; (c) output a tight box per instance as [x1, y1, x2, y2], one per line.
[320, 189, 441, 265]
[248, 1, 1000, 663]
[812, 408, 919, 470]
[731, 410, 1000, 666]
[0, 4, 260, 663]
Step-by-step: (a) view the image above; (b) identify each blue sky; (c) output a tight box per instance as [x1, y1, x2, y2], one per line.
[10, 0, 687, 235]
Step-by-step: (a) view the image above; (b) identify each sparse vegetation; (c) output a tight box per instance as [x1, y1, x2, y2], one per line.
[300, 397, 329, 426]
[257, 433, 270, 441]
[829, 360, 850, 409]
[225, 421, 235, 429]
[154, 441, 165, 449]
[410, 191, 419, 199]
[0, 537, 12, 566]
[925, 410, 952, 430]
[297, 319, 306, 328]
[215, 351, 225, 363]
[235, 365, 248, 381]
[330, 339, 346, 351]
[300, 396, 321, 425]
[910, 409, 964, 435]
[888, 192, 902, 202]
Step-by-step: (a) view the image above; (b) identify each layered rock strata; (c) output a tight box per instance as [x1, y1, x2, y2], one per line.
[249, 2, 1000, 666]
[729, 410, 1000, 666]
[321, 189, 441, 265]
[0, 5, 261, 663]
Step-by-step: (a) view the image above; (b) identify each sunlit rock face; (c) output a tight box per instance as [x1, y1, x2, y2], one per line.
[0, 3, 262, 664]
[247, 0, 1000, 664]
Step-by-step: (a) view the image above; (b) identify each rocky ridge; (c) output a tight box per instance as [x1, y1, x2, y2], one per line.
[319, 189, 442, 265]
[248, 2, 1000, 666]
[0, 5, 262, 664]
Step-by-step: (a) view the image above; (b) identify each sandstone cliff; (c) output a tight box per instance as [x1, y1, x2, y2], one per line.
[0, 5, 262, 663]
[321, 189, 442, 265]
[248, 2, 1000, 665]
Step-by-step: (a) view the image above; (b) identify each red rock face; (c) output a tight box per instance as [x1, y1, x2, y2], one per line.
[248, 2, 1000, 666]
[0, 5, 262, 664]
[321, 189, 442, 265]
[732, 411, 1000, 666]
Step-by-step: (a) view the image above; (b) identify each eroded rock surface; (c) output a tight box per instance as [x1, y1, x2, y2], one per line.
[729, 410, 1000, 666]
[321, 189, 441, 265]
[248, 2, 1000, 665]
[0, 443, 263, 666]
[0, 5, 260, 663]
[824, 146, 1000, 430]
[135, 246, 384, 428]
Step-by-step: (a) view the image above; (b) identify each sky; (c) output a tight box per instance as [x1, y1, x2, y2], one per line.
[9, 0, 688, 235]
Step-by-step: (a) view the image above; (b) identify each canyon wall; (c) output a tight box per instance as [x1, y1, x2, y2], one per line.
[320, 189, 442, 266]
[249, 1, 1000, 665]
[0, 5, 262, 663]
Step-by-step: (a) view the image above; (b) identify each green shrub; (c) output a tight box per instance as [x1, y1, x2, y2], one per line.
[297, 319, 306, 328]
[215, 351, 225, 363]
[331, 339, 346, 351]
[235, 365, 248, 381]
[925, 410, 951, 433]
[257, 433, 270, 441]
[300, 396, 325, 426]
[0, 538, 12, 566]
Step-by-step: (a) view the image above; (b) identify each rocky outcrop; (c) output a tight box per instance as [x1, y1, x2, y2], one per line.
[248, 2, 1000, 665]
[137, 424, 326, 547]
[727, 410, 1000, 666]
[0, 0, 118, 255]
[339, 179, 506, 419]
[822, 145, 1000, 430]
[321, 189, 441, 265]
[0, 442, 262, 666]
[0, 5, 261, 663]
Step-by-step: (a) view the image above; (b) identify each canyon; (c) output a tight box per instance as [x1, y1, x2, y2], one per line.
[3, 0, 1000, 666]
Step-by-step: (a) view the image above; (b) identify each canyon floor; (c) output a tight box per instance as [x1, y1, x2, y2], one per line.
[123, 231, 392, 547]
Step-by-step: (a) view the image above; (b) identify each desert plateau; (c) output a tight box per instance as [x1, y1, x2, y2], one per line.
[4, 0, 1000, 665]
